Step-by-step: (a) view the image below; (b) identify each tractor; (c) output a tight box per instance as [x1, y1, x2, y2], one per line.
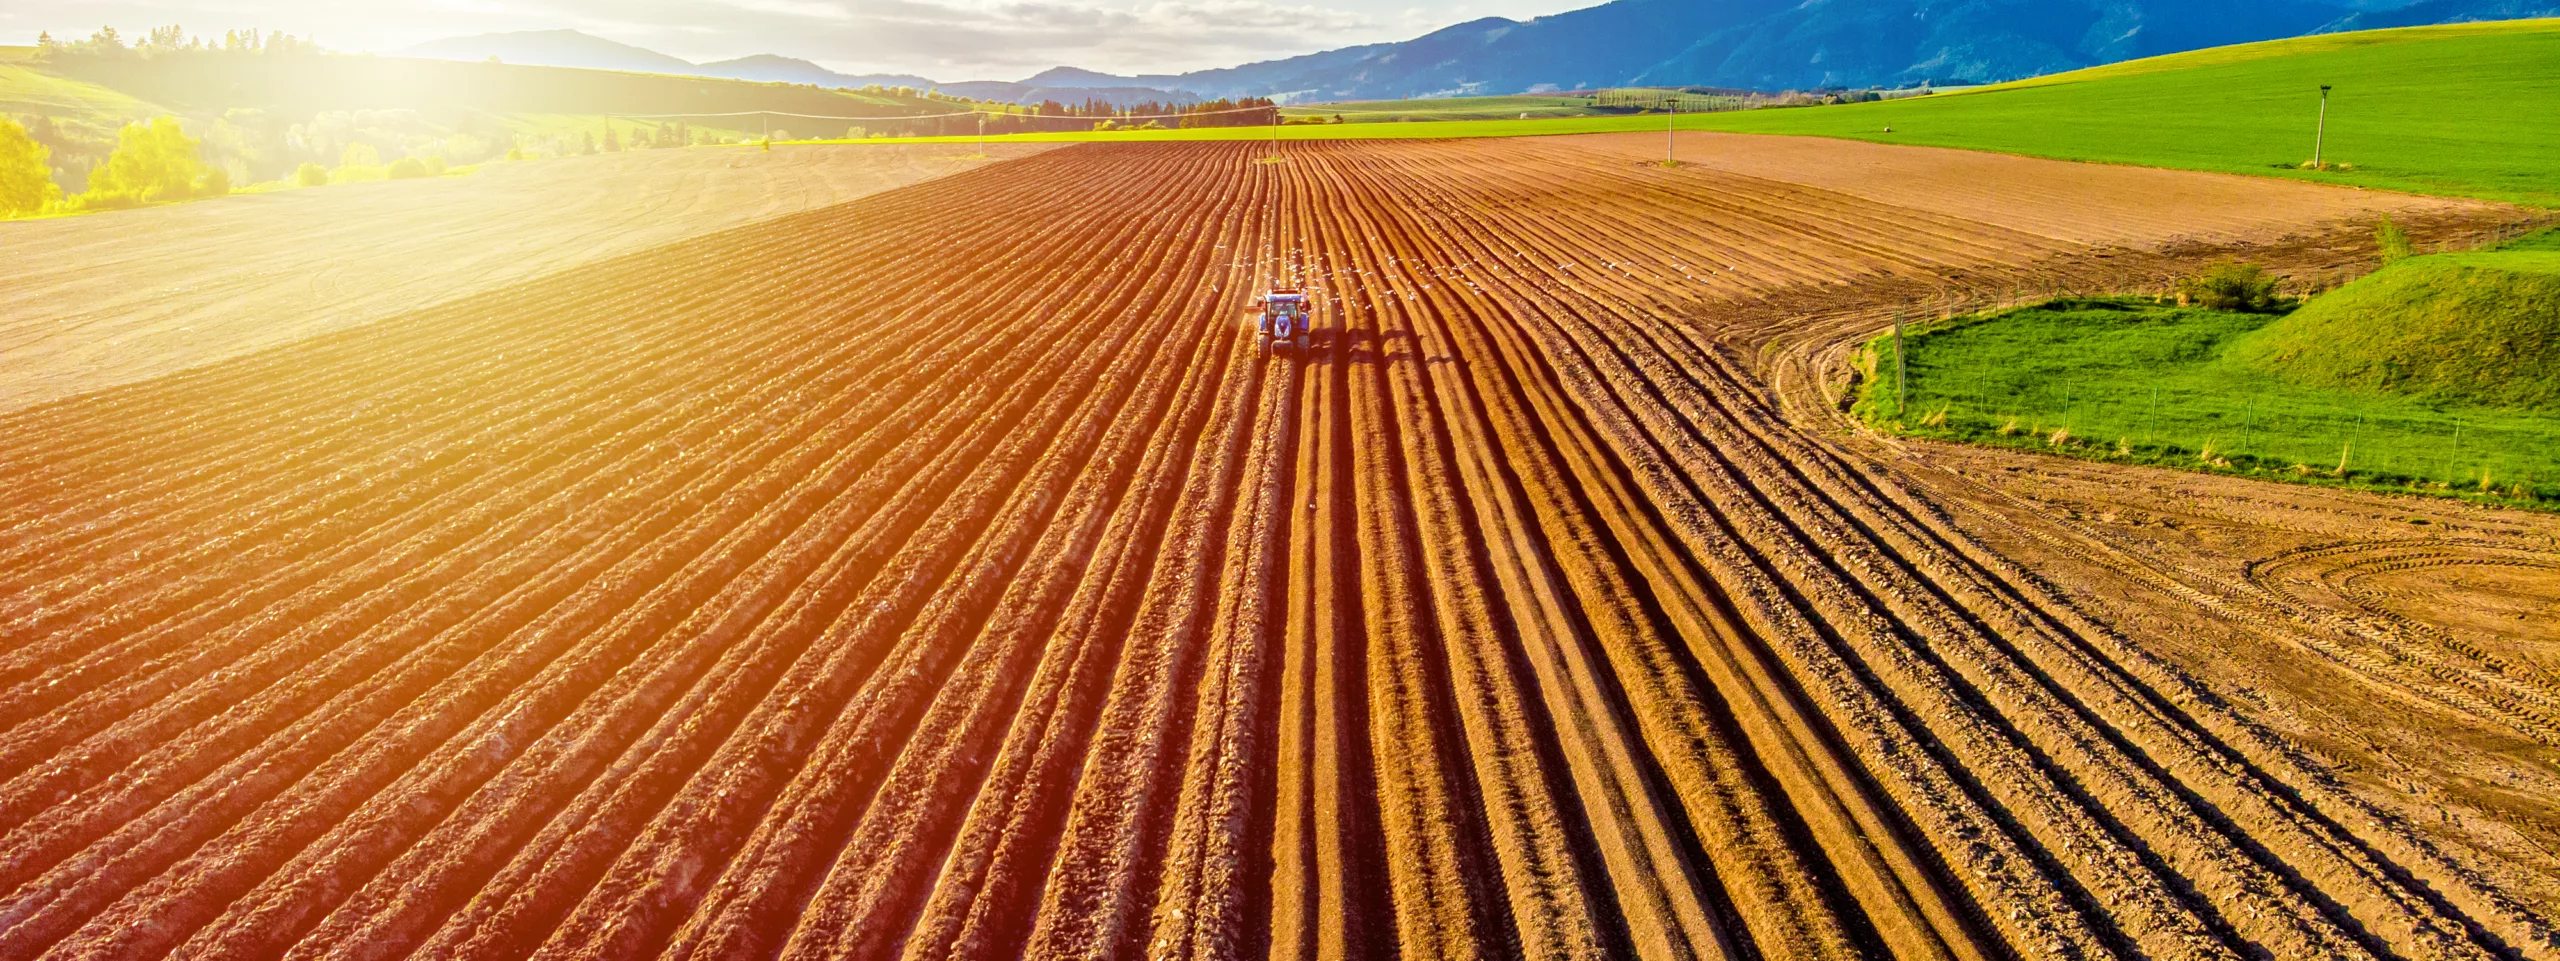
[1252, 287, 1313, 351]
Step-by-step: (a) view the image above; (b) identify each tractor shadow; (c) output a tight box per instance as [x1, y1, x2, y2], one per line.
[1321, 326, 1466, 370]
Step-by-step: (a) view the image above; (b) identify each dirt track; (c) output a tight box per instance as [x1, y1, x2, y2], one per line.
[0, 142, 1051, 412]
[1, 136, 2553, 961]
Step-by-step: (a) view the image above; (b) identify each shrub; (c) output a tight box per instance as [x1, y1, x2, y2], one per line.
[424, 155, 446, 176]
[0, 115, 61, 216]
[197, 167, 230, 196]
[2179, 262, 2284, 313]
[2376, 215, 2415, 262]
[295, 161, 328, 186]
[341, 142, 380, 168]
[504, 145, 526, 161]
[386, 156, 429, 179]
[72, 189, 146, 211]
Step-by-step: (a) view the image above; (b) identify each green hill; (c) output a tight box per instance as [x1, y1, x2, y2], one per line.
[1690, 19, 2560, 206]
[0, 62, 157, 120]
[2228, 246, 2560, 408]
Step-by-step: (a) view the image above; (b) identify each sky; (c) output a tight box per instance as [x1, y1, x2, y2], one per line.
[8, 0, 1582, 80]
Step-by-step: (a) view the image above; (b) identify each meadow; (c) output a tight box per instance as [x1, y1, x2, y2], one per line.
[1689, 19, 2560, 206]
[1858, 294, 2560, 504]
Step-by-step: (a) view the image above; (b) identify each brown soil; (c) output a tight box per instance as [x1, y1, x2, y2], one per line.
[0, 133, 2551, 961]
[0, 142, 1054, 412]
[1592, 131, 2480, 247]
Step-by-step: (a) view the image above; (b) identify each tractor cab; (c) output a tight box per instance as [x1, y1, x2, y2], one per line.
[1253, 287, 1313, 350]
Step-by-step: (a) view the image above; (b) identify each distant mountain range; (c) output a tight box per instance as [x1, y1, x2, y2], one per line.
[411, 1, 2560, 106]
[402, 30, 1200, 107]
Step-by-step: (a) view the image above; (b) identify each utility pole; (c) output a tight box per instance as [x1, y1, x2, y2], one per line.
[1667, 96, 1677, 164]
[2313, 84, 2332, 170]
[978, 113, 986, 156]
[762, 112, 770, 143]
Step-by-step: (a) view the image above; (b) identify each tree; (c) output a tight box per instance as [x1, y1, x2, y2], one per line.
[295, 162, 328, 186]
[83, 116, 205, 205]
[602, 126, 620, 152]
[0, 116, 62, 216]
[340, 142, 380, 168]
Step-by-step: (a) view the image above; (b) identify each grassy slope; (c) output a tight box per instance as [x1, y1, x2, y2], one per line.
[15, 53, 947, 133]
[1860, 298, 2560, 504]
[2502, 227, 2560, 251]
[2230, 247, 2560, 408]
[0, 63, 157, 119]
[1687, 19, 2560, 206]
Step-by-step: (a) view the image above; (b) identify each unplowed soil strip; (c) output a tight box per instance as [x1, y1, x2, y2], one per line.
[4, 136, 2544, 961]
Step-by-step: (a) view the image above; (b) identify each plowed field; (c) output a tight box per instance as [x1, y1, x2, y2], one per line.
[3, 137, 2552, 961]
[0, 143, 1051, 412]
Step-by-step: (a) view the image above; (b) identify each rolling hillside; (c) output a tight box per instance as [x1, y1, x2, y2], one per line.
[30, 50, 946, 122]
[1691, 19, 2560, 205]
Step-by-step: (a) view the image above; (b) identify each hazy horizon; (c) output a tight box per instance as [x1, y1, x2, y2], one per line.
[5, 0, 1582, 81]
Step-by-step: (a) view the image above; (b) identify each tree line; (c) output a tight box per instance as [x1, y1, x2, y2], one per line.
[36, 25, 323, 59]
[0, 110, 498, 218]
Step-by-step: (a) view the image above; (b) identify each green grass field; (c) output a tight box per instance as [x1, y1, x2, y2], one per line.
[1689, 19, 2560, 206]
[1858, 293, 2560, 506]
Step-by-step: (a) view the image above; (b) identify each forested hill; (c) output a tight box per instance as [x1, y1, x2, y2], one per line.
[1077, 0, 2560, 99]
